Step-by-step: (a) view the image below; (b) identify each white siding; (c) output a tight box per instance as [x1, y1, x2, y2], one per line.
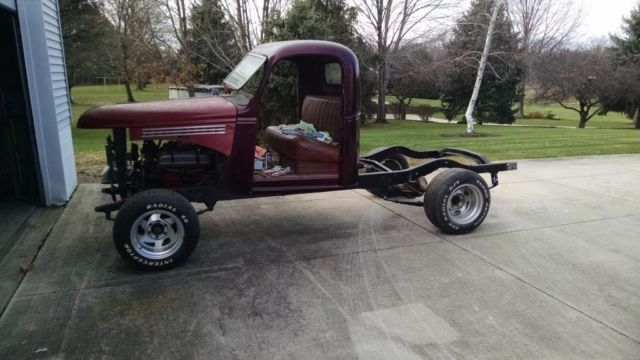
[17, 0, 77, 205]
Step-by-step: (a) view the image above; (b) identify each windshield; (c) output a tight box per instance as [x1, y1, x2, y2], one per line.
[224, 53, 266, 92]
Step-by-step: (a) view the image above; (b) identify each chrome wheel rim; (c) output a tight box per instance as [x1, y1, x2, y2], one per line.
[130, 210, 184, 259]
[446, 184, 483, 225]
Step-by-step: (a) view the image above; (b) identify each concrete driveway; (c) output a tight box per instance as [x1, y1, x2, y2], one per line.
[1, 155, 639, 359]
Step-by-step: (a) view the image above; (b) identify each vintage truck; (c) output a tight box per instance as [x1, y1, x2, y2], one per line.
[78, 40, 517, 270]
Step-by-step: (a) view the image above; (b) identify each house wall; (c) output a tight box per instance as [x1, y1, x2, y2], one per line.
[16, 0, 77, 205]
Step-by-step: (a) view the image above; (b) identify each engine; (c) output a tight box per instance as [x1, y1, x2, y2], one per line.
[141, 141, 216, 188]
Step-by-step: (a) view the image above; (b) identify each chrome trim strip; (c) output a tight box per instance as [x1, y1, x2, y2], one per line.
[143, 124, 226, 131]
[141, 125, 227, 137]
[142, 131, 225, 137]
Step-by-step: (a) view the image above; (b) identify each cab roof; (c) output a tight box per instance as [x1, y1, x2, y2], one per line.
[251, 40, 359, 73]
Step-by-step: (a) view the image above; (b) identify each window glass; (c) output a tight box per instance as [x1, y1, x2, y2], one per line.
[325, 63, 342, 85]
[223, 53, 266, 92]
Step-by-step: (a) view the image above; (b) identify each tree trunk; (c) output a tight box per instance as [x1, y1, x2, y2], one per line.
[376, 61, 387, 123]
[515, 75, 526, 118]
[396, 96, 407, 120]
[578, 112, 587, 128]
[136, 79, 144, 91]
[634, 107, 640, 129]
[124, 80, 135, 103]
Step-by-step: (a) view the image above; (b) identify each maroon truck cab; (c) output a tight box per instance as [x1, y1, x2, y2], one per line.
[79, 40, 361, 198]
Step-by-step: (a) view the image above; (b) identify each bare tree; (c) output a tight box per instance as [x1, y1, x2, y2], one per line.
[102, 0, 154, 102]
[157, 0, 202, 96]
[218, 0, 287, 53]
[507, 0, 583, 117]
[534, 46, 621, 128]
[353, 0, 453, 123]
[388, 43, 438, 120]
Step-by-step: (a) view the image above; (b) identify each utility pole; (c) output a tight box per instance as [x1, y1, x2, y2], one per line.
[465, 0, 504, 134]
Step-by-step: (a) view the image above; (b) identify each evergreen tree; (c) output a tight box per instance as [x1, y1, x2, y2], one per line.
[265, 0, 358, 45]
[59, 0, 114, 99]
[440, 0, 522, 124]
[190, 0, 241, 84]
[609, 2, 640, 129]
[259, 0, 372, 127]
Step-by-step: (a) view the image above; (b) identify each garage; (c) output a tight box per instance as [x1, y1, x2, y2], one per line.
[0, 1, 77, 253]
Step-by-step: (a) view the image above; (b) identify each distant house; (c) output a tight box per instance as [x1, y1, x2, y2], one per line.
[0, 0, 76, 207]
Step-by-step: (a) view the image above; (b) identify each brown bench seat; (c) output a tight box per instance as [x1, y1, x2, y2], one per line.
[264, 95, 342, 175]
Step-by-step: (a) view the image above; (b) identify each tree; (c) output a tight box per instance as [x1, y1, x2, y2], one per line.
[534, 47, 622, 128]
[60, 0, 113, 101]
[156, 0, 205, 97]
[102, 0, 157, 102]
[261, 0, 362, 127]
[218, 0, 288, 53]
[507, 0, 583, 117]
[190, 0, 240, 84]
[610, 2, 640, 129]
[388, 43, 438, 120]
[440, 0, 522, 125]
[464, 0, 504, 134]
[353, 0, 453, 123]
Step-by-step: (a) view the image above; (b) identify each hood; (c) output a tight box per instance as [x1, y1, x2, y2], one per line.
[77, 96, 237, 129]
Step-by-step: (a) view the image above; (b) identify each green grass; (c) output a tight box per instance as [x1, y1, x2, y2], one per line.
[71, 85, 640, 160]
[360, 120, 640, 160]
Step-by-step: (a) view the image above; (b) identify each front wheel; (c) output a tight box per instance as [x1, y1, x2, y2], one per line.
[424, 169, 490, 234]
[113, 189, 200, 270]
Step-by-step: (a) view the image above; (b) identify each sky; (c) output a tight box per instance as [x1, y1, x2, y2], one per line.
[581, 0, 638, 38]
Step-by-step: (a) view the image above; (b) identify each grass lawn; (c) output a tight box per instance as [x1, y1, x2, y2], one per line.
[360, 120, 640, 160]
[383, 96, 636, 129]
[71, 84, 640, 169]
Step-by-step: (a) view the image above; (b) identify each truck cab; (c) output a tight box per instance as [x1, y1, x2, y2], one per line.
[224, 41, 361, 194]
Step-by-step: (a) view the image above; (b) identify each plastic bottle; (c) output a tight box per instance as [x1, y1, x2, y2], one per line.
[265, 151, 272, 169]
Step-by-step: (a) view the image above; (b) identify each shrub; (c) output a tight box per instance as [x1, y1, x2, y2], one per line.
[360, 100, 377, 124]
[386, 103, 401, 119]
[544, 111, 559, 120]
[527, 111, 544, 119]
[410, 104, 442, 122]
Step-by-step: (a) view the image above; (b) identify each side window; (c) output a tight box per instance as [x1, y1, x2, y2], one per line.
[325, 63, 342, 85]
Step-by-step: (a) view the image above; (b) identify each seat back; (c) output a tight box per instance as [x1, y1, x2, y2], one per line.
[301, 96, 342, 141]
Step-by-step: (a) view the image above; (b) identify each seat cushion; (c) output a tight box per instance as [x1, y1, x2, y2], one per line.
[264, 126, 339, 163]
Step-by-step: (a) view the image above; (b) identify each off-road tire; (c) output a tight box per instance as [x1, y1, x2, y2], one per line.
[424, 169, 490, 234]
[366, 152, 410, 198]
[113, 189, 200, 270]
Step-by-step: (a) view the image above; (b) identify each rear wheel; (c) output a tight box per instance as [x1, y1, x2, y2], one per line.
[113, 189, 200, 270]
[366, 152, 409, 198]
[424, 169, 490, 234]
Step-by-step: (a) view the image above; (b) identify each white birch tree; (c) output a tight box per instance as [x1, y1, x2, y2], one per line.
[464, 0, 503, 134]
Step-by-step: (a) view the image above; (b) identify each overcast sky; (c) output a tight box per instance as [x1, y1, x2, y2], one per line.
[581, 0, 637, 38]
